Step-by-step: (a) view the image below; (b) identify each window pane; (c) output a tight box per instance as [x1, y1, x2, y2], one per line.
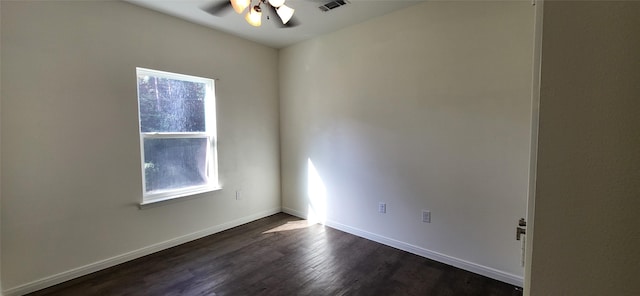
[143, 138, 208, 193]
[137, 75, 206, 132]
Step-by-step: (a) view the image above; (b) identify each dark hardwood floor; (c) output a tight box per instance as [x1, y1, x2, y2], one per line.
[29, 213, 523, 296]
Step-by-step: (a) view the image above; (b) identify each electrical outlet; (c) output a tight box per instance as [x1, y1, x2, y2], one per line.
[422, 210, 431, 223]
[379, 202, 387, 214]
[236, 190, 242, 200]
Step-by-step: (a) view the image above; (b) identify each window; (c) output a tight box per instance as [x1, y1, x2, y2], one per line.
[136, 68, 219, 205]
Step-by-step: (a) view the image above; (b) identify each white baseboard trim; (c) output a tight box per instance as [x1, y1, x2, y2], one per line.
[281, 206, 523, 287]
[3, 207, 281, 296]
[281, 206, 306, 219]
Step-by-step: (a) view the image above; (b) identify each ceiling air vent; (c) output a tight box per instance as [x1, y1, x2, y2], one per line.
[319, 0, 349, 12]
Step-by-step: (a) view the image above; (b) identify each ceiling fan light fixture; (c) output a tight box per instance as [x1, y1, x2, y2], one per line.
[245, 5, 262, 27]
[268, 0, 285, 8]
[276, 4, 294, 24]
[231, 0, 250, 14]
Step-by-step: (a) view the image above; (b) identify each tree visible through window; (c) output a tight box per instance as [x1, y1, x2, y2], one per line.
[136, 68, 219, 204]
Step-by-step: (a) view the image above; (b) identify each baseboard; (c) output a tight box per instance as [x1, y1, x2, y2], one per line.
[3, 207, 282, 296]
[281, 206, 523, 287]
[281, 206, 306, 219]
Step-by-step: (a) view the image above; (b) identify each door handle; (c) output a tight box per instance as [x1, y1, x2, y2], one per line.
[516, 227, 526, 240]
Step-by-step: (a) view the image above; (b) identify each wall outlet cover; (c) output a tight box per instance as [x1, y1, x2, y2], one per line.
[379, 202, 387, 213]
[422, 210, 431, 223]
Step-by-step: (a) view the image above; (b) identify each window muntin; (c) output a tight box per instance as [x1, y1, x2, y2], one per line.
[136, 68, 219, 204]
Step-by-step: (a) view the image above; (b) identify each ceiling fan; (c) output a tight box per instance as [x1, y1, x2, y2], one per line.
[202, 0, 299, 28]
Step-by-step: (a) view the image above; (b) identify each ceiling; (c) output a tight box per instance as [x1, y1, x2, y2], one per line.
[125, 0, 423, 48]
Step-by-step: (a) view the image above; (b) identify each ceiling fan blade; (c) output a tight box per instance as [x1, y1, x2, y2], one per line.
[267, 4, 300, 28]
[201, 1, 233, 16]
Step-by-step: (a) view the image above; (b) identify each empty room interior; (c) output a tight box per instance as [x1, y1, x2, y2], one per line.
[1, 0, 638, 295]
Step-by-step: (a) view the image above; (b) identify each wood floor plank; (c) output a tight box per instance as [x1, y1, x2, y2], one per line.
[27, 213, 522, 296]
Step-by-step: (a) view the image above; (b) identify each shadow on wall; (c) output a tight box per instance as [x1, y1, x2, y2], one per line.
[307, 158, 327, 225]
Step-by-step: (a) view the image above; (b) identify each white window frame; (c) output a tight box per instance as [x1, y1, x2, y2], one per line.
[136, 67, 220, 206]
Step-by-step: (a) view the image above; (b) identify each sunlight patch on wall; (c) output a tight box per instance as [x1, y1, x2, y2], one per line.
[307, 158, 327, 224]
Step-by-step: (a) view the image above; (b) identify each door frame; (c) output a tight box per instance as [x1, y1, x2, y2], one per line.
[524, 0, 544, 294]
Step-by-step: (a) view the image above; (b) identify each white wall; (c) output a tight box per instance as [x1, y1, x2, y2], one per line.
[1, 1, 280, 293]
[529, 1, 640, 295]
[279, 1, 535, 284]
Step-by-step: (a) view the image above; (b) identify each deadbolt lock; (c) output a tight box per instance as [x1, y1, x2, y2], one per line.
[518, 218, 527, 227]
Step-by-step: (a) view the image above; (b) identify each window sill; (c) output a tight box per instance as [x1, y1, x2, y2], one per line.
[139, 186, 222, 209]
